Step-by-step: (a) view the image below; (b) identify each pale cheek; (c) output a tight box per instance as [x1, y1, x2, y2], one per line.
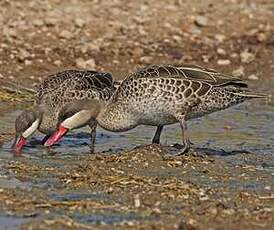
[22, 119, 40, 138]
[62, 110, 92, 130]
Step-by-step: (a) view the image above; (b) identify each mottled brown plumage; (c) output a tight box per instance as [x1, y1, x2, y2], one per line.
[46, 64, 266, 154]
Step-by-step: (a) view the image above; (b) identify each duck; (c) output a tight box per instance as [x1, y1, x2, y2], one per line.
[12, 69, 116, 153]
[44, 64, 266, 154]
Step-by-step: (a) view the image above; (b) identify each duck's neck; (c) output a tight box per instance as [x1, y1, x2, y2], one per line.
[97, 101, 138, 132]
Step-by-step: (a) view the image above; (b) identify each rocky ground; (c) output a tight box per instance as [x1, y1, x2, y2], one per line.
[0, 0, 274, 87]
[0, 0, 273, 229]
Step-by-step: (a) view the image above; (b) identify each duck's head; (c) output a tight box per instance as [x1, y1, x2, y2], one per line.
[12, 108, 43, 152]
[44, 100, 102, 147]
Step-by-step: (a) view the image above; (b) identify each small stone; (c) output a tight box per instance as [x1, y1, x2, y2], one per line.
[74, 18, 85, 28]
[232, 66, 245, 77]
[217, 48, 226, 55]
[172, 35, 182, 43]
[140, 56, 153, 64]
[257, 33, 267, 42]
[59, 30, 73, 39]
[44, 18, 58, 27]
[24, 60, 32, 66]
[76, 58, 86, 69]
[194, 15, 208, 27]
[188, 25, 201, 35]
[230, 53, 238, 59]
[32, 19, 44, 27]
[202, 55, 209, 63]
[75, 58, 96, 69]
[217, 59, 231, 66]
[134, 194, 141, 208]
[18, 49, 31, 61]
[247, 74, 259, 80]
[17, 66, 23, 71]
[54, 60, 62, 66]
[132, 47, 144, 57]
[88, 42, 101, 52]
[240, 50, 255, 63]
[215, 34, 226, 43]
[3, 28, 18, 38]
[85, 59, 96, 69]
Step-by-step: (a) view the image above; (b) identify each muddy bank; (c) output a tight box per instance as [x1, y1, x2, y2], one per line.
[0, 145, 272, 230]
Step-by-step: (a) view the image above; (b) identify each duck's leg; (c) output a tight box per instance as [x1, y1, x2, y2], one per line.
[152, 125, 164, 144]
[176, 116, 192, 155]
[88, 122, 97, 153]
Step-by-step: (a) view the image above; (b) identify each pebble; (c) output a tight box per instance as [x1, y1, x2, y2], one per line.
[24, 60, 32, 66]
[230, 53, 238, 59]
[187, 25, 201, 35]
[18, 49, 31, 61]
[75, 58, 96, 69]
[247, 74, 259, 80]
[134, 194, 141, 208]
[240, 50, 255, 63]
[54, 60, 62, 66]
[74, 18, 85, 28]
[172, 35, 182, 43]
[215, 34, 226, 43]
[194, 16, 208, 27]
[59, 30, 73, 39]
[202, 55, 209, 63]
[140, 56, 153, 64]
[217, 59, 231, 66]
[217, 48, 226, 55]
[257, 33, 267, 42]
[132, 47, 144, 57]
[44, 18, 58, 27]
[32, 19, 44, 27]
[232, 66, 245, 77]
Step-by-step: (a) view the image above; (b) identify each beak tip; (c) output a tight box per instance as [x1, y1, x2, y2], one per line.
[43, 141, 52, 147]
[12, 136, 26, 152]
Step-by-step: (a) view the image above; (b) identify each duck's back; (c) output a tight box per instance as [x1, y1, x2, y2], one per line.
[37, 70, 113, 104]
[36, 70, 114, 134]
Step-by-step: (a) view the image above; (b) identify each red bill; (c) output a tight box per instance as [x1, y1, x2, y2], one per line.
[44, 126, 68, 147]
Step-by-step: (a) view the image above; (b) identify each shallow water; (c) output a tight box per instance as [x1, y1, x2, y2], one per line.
[0, 215, 33, 230]
[2, 101, 274, 157]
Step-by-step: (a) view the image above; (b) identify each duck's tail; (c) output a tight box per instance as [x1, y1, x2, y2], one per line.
[232, 92, 269, 99]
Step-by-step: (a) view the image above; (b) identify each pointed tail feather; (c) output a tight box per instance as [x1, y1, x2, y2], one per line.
[232, 92, 269, 98]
